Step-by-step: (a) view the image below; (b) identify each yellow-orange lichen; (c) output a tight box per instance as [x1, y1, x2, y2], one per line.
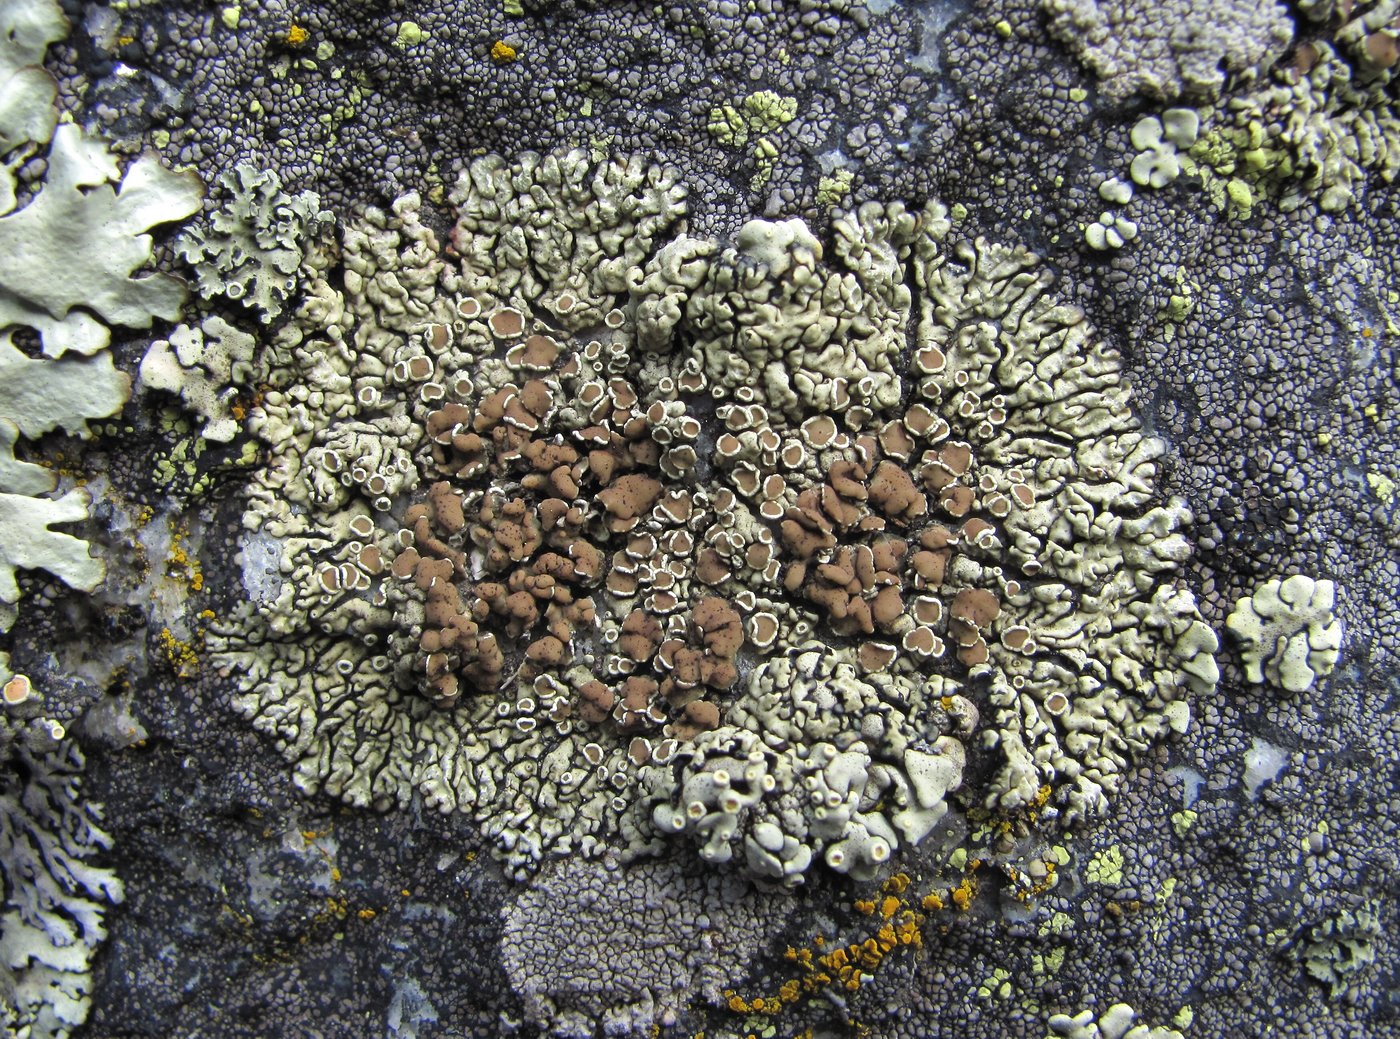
[951, 875, 977, 911]
[883, 872, 912, 895]
[157, 627, 200, 679]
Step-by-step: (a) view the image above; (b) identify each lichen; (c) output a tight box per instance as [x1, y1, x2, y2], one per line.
[1186, 43, 1400, 212]
[1046, 1002, 1184, 1039]
[176, 162, 332, 323]
[0, 0, 200, 632]
[0, 670, 123, 1039]
[1293, 903, 1381, 998]
[207, 148, 1215, 883]
[1041, 0, 1291, 101]
[1226, 574, 1343, 693]
[139, 315, 258, 443]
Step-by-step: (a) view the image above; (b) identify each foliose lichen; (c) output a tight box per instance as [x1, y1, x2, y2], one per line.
[1293, 902, 1381, 998]
[202, 147, 1216, 884]
[1046, 1001, 1185, 1039]
[176, 161, 332, 323]
[0, 0, 201, 632]
[1225, 574, 1343, 693]
[0, 662, 123, 1039]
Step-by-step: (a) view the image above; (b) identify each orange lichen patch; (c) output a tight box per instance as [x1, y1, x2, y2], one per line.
[284, 23, 309, 46]
[950, 875, 976, 910]
[164, 520, 205, 593]
[727, 877, 933, 1021]
[883, 872, 911, 895]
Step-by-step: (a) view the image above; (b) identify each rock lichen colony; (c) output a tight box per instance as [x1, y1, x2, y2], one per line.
[0, 0, 1395, 1035]
[0, 659, 122, 1039]
[201, 150, 1216, 883]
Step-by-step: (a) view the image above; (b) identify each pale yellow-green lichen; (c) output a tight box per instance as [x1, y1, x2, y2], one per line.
[202, 149, 1218, 884]
[1226, 575, 1343, 693]
[1085, 845, 1125, 885]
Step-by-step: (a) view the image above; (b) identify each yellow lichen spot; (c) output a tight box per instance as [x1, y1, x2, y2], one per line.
[921, 891, 944, 911]
[951, 877, 976, 911]
[157, 627, 200, 679]
[879, 896, 900, 919]
[778, 980, 800, 1003]
[882, 872, 911, 895]
[117, 35, 135, 46]
[330, 866, 343, 883]
[726, 994, 748, 1013]
[1086, 845, 1125, 886]
[894, 914, 923, 949]
[400, 888, 412, 897]
[853, 898, 876, 916]
[285, 23, 309, 47]
[491, 40, 518, 63]
[357, 908, 376, 921]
